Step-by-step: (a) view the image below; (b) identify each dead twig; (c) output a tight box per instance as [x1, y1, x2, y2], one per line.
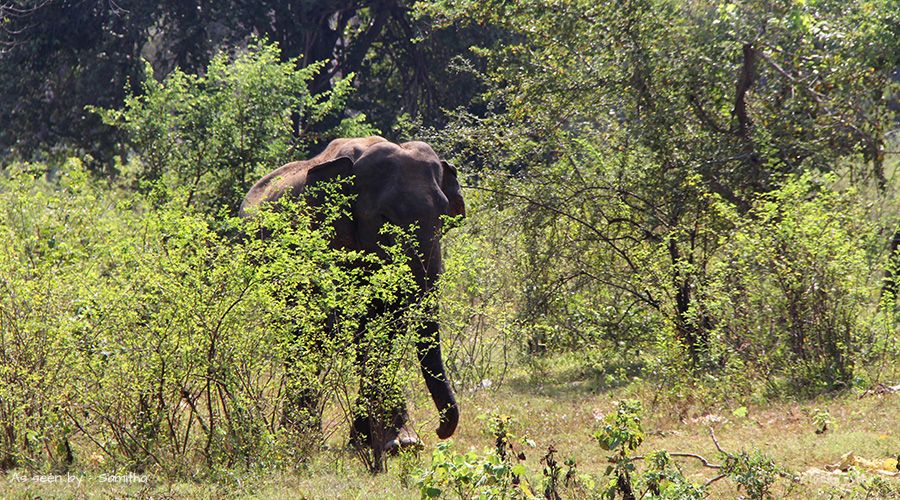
[704, 473, 728, 487]
[709, 426, 725, 453]
[630, 452, 722, 470]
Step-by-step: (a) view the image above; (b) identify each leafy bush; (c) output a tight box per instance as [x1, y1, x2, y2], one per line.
[704, 174, 883, 393]
[415, 414, 534, 499]
[93, 39, 376, 213]
[639, 451, 706, 499]
[416, 441, 529, 499]
[446, 161, 895, 400]
[0, 159, 423, 476]
[589, 400, 791, 499]
[720, 450, 784, 500]
[594, 400, 646, 499]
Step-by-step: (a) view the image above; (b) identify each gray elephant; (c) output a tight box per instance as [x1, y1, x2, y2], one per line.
[240, 136, 463, 455]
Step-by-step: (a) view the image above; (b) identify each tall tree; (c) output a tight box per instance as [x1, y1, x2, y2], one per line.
[421, 0, 899, 362]
[0, 1, 495, 164]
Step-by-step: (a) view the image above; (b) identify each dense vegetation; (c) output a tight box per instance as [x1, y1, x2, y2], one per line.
[1, 0, 898, 497]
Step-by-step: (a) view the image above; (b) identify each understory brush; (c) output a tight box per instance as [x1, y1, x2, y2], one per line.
[0, 160, 424, 477]
[448, 169, 898, 406]
[414, 402, 798, 499]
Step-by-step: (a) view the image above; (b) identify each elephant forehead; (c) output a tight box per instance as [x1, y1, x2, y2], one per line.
[358, 142, 440, 170]
[399, 140, 440, 158]
[357, 159, 441, 188]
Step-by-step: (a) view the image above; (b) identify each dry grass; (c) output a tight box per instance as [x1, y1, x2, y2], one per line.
[2, 359, 898, 498]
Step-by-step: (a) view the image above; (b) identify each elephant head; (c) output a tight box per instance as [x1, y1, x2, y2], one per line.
[241, 137, 463, 440]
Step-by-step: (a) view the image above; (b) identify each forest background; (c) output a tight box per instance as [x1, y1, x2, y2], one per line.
[0, 0, 898, 497]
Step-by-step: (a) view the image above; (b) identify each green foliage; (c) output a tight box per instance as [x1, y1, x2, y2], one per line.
[0, 157, 421, 476]
[0, 1, 159, 164]
[594, 400, 644, 458]
[720, 450, 784, 499]
[437, 187, 521, 390]
[2, 0, 899, 491]
[594, 400, 644, 499]
[828, 467, 900, 498]
[415, 441, 533, 499]
[2, 1, 483, 162]
[92, 39, 375, 213]
[811, 408, 834, 434]
[416, 414, 535, 499]
[480, 413, 534, 462]
[418, 403, 802, 500]
[587, 400, 792, 499]
[416, 0, 899, 398]
[705, 174, 882, 393]
[639, 451, 706, 499]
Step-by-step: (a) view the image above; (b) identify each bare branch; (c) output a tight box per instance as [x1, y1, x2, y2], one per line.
[704, 473, 728, 487]
[709, 426, 725, 453]
[630, 452, 722, 469]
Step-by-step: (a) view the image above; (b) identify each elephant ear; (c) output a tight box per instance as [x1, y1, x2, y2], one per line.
[305, 156, 355, 190]
[440, 160, 466, 218]
[304, 156, 357, 248]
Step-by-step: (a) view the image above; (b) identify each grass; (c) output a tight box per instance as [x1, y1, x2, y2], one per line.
[1, 355, 898, 498]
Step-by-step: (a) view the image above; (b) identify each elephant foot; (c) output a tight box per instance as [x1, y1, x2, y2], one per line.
[382, 424, 422, 455]
[350, 415, 421, 455]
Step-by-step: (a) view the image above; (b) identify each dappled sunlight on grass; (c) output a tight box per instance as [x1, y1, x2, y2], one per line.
[1, 371, 898, 497]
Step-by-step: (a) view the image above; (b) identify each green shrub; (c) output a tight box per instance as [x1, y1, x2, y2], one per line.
[92, 38, 376, 213]
[416, 441, 530, 499]
[415, 414, 534, 499]
[639, 451, 706, 499]
[720, 451, 784, 500]
[0, 159, 422, 476]
[594, 400, 645, 499]
[704, 174, 883, 394]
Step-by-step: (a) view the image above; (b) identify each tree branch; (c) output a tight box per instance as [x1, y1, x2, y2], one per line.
[688, 93, 728, 134]
[631, 452, 723, 469]
[709, 426, 725, 453]
[704, 473, 728, 487]
[732, 43, 756, 136]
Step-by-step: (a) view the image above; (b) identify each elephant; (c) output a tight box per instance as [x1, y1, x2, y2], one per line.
[239, 136, 463, 456]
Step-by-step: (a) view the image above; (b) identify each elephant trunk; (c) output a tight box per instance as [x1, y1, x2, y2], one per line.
[418, 321, 458, 439]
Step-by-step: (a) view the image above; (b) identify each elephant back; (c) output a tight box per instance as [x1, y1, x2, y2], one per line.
[239, 136, 388, 218]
